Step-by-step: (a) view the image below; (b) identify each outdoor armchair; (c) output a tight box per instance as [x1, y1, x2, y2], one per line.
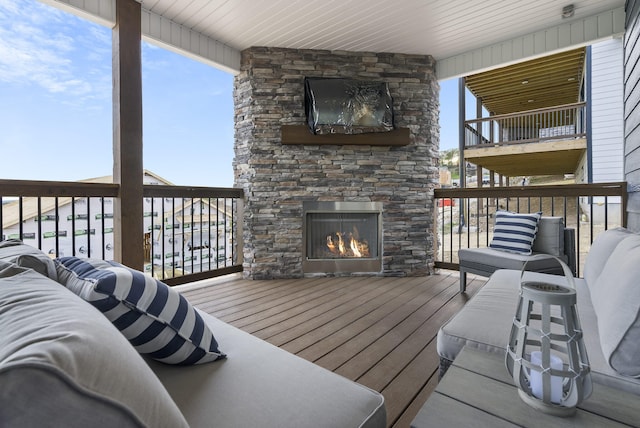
[458, 216, 576, 293]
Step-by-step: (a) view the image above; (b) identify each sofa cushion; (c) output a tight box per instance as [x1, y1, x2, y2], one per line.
[531, 216, 564, 257]
[148, 310, 387, 428]
[438, 269, 640, 396]
[55, 257, 225, 365]
[458, 247, 565, 274]
[0, 239, 57, 280]
[437, 269, 521, 363]
[583, 227, 634, 288]
[591, 234, 640, 377]
[0, 261, 188, 428]
[489, 211, 541, 255]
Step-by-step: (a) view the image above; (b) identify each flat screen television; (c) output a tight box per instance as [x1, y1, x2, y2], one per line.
[304, 78, 394, 135]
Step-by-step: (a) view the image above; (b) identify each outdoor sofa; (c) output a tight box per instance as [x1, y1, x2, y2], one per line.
[437, 226, 640, 397]
[0, 240, 386, 428]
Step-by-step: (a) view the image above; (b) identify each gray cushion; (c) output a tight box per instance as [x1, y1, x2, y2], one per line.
[591, 234, 640, 377]
[0, 239, 57, 280]
[459, 247, 565, 273]
[583, 227, 634, 287]
[531, 216, 564, 257]
[55, 257, 225, 365]
[0, 261, 189, 428]
[437, 269, 521, 362]
[148, 310, 387, 428]
[437, 269, 640, 395]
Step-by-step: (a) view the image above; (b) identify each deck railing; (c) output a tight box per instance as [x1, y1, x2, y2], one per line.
[464, 102, 587, 147]
[434, 182, 627, 277]
[0, 179, 243, 285]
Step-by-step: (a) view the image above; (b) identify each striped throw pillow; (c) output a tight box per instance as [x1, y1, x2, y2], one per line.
[55, 257, 225, 365]
[489, 211, 542, 255]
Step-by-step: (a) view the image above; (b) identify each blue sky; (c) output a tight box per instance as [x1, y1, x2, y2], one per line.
[439, 79, 460, 151]
[0, 0, 458, 188]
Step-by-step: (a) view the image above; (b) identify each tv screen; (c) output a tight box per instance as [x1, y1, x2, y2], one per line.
[304, 78, 394, 135]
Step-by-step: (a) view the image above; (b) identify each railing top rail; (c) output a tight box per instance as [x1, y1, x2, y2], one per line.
[0, 179, 119, 198]
[464, 102, 587, 124]
[435, 182, 627, 199]
[466, 134, 587, 149]
[0, 179, 244, 199]
[144, 185, 243, 199]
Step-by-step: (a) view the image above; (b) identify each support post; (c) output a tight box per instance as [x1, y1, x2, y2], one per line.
[458, 77, 466, 229]
[112, 0, 144, 269]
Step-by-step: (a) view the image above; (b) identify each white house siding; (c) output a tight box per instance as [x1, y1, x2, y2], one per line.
[625, 0, 640, 232]
[591, 38, 624, 183]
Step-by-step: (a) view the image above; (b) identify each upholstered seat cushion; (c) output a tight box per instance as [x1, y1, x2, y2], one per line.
[0, 261, 188, 428]
[458, 247, 565, 274]
[437, 269, 640, 396]
[148, 311, 387, 428]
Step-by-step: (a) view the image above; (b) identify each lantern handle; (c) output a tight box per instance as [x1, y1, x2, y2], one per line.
[520, 254, 576, 290]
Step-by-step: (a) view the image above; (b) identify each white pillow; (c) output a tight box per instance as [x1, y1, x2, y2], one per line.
[489, 211, 541, 255]
[55, 257, 225, 365]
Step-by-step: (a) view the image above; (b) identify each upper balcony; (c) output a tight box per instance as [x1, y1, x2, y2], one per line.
[460, 47, 589, 180]
[463, 102, 587, 177]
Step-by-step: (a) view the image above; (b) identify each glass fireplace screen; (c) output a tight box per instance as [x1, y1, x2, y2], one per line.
[306, 212, 379, 259]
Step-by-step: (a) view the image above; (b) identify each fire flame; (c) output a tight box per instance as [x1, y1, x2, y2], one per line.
[326, 227, 369, 258]
[350, 237, 362, 257]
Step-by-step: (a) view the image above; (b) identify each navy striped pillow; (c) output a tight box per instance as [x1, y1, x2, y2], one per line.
[55, 257, 225, 365]
[489, 211, 542, 255]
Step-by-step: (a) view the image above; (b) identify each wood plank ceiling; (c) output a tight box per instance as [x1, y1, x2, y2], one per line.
[134, 0, 623, 73]
[464, 48, 587, 115]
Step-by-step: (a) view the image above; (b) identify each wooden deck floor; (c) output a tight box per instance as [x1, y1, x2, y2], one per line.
[180, 271, 486, 428]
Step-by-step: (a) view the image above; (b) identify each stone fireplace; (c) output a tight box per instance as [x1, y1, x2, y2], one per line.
[234, 47, 439, 279]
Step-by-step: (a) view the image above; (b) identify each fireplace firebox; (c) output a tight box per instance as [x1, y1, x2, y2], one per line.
[303, 201, 383, 274]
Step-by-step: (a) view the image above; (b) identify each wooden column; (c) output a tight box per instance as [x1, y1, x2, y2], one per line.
[113, 0, 143, 269]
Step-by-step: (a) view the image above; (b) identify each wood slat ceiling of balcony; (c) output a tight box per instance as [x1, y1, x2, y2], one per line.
[464, 48, 586, 115]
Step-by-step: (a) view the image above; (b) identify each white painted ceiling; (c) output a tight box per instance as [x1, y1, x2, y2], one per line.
[140, 0, 623, 64]
[50, 0, 624, 77]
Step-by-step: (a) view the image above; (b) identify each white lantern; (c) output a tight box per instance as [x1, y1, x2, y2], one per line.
[505, 256, 592, 416]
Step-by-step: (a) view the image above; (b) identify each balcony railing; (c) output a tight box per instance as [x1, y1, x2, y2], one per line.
[464, 102, 587, 148]
[0, 179, 244, 286]
[434, 182, 627, 277]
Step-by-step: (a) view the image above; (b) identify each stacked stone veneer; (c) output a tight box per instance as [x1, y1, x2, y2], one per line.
[234, 47, 439, 279]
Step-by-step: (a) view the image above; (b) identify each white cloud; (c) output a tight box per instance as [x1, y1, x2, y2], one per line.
[0, 0, 110, 101]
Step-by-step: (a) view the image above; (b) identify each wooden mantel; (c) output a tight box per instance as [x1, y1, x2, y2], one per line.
[281, 125, 410, 146]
